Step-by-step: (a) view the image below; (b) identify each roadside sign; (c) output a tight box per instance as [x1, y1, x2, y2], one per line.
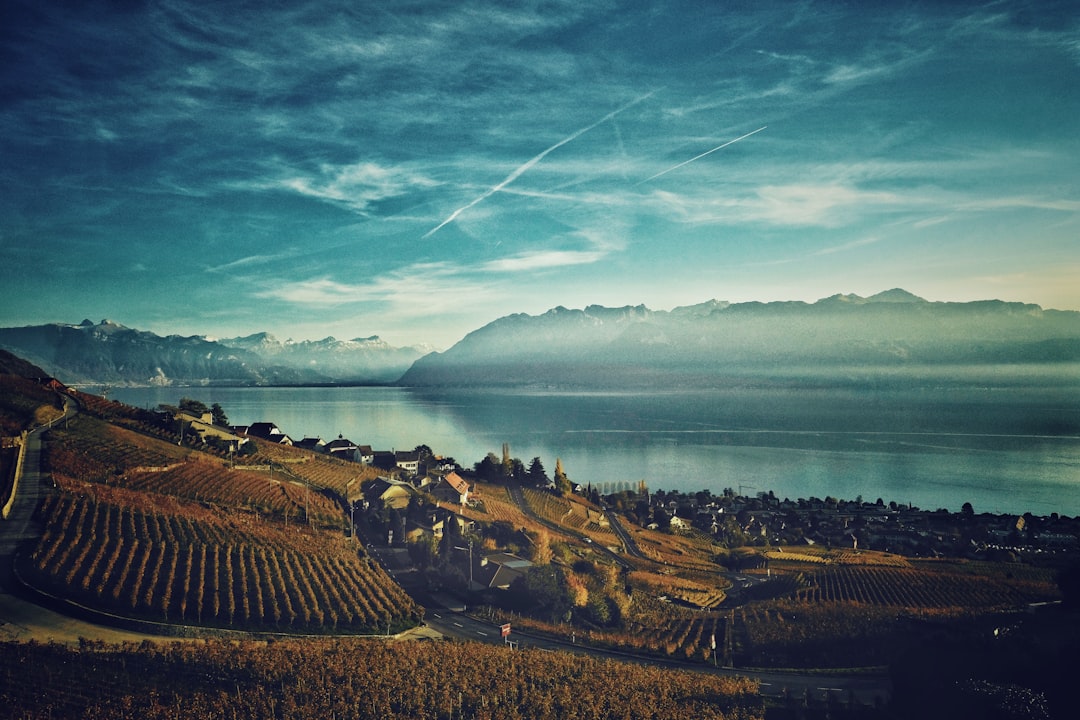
[501, 623, 511, 639]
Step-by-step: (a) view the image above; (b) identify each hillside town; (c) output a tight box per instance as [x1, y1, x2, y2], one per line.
[168, 399, 1080, 564]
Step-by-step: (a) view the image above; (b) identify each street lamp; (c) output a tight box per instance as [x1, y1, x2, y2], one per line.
[453, 539, 473, 593]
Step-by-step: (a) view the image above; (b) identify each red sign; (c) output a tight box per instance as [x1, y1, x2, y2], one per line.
[501, 623, 511, 638]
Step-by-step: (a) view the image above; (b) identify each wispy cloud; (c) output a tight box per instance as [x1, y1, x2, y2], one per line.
[276, 162, 438, 215]
[644, 183, 907, 228]
[254, 262, 498, 318]
[423, 91, 656, 238]
[813, 237, 880, 256]
[481, 249, 608, 273]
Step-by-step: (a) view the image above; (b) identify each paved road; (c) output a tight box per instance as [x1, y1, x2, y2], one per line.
[370, 541, 891, 707]
[415, 594, 890, 706]
[598, 503, 644, 559]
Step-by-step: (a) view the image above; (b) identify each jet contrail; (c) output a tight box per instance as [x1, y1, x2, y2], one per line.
[424, 91, 656, 238]
[638, 125, 767, 184]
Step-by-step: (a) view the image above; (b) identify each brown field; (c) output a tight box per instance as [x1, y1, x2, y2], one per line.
[0, 637, 762, 720]
[24, 484, 420, 633]
[24, 399, 421, 635]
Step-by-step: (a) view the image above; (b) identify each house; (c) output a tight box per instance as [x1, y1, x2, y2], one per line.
[358, 445, 374, 465]
[405, 507, 476, 544]
[473, 553, 533, 591]
[294, 436, 326, 452]
[237, 422, 293, 445]
[177, 411, 248, 453]
[395, 450, 421, 475]
[405, 513, 445, 543]
[430, 471, 470, 506]
[371, 451, 398, 471]
[324, 435, 361, 462]
[362, 477, 414, 510]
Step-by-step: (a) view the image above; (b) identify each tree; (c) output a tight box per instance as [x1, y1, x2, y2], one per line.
[527, 457, 549, 487]
[515, 566, 571, 621]
[530, 529, 553, 566]
[474, 453, 502, 482]
[210, 402, 228, 426]
[553, 458, 571, 496]
[179, 397, 209, 415]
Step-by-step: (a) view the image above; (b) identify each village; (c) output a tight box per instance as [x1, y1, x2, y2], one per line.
[171, 400, 1080, 579]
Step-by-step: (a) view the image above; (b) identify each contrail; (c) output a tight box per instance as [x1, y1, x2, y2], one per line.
[424, 91, 656, 238]
[638, 125, 767, 184]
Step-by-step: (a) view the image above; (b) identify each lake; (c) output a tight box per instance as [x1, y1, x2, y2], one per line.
[111, 381, 1080, 518]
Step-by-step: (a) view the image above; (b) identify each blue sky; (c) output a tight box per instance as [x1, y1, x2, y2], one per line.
[2, 1, 1078, 348]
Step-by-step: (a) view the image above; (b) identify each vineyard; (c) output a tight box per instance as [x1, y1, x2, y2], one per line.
[790, 564, 1058, 611]
[0, 637, 763, 720]
[502, 548, 1062, 668]
[245, 438, 383, 496]
[45, 415, 189, 479]
[44, 417, 347, 528]
[627, 526, 724, 572]
[521, 487, 615, 539]
[121, 461, 344, 528]
[628, 569, 727, 609]
[22, 486, 420, 634]
[460, 483, 543, 532]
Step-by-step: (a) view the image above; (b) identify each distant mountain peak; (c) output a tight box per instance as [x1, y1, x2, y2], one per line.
[866, 288, 925, 304]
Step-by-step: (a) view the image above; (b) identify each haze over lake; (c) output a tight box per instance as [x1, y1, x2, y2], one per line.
[112, 378, 1080, 518]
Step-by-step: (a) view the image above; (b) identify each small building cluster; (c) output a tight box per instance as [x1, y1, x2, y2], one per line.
[619, 488, 1080, 559]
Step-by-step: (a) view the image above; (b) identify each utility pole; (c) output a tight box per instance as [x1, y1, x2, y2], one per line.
[346, 477, 360, 543]
[454, 540, 473, 592]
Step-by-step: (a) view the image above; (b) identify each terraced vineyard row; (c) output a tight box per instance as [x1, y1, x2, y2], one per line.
[793, 565, 1059, 611]
[24, 493, 421, 633]
[121, 461, 344, 528]
[521, 487, 615, 539]
[46, 417, 187, 478]
[532, 612, 727, 664]
[465, 484, 535, 527]
[240, 439, 385, 496]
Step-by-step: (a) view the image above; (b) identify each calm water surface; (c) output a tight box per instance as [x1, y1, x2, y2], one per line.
[112, 384, 1080, 517]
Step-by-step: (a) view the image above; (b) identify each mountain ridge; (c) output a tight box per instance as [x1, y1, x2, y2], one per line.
[398, 290, 1080, 389]
[2, 290, 1077, 389]
[0, 320, 428, 387]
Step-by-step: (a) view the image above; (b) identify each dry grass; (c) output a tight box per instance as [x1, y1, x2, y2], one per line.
[629, 570, 727, 609]
[764, 546, 912, 568]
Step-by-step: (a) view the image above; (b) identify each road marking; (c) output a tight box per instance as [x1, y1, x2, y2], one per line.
[432, 613, 441, 619]
[477, 631, 488, 637]
[453, 622, 463, 628]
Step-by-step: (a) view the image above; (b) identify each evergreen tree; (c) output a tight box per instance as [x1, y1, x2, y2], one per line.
[527, 456, 549, 487]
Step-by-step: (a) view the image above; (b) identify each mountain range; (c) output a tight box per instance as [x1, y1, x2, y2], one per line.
[2, 290, 1078, 389]
[398, 289, 1080, 389]
[0, 320, 429, 387]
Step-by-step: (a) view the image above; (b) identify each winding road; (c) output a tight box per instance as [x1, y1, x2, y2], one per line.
[0, 403, 890, 706]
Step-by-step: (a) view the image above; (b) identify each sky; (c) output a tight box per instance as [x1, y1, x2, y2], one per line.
[1, 1, 1078, 349]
